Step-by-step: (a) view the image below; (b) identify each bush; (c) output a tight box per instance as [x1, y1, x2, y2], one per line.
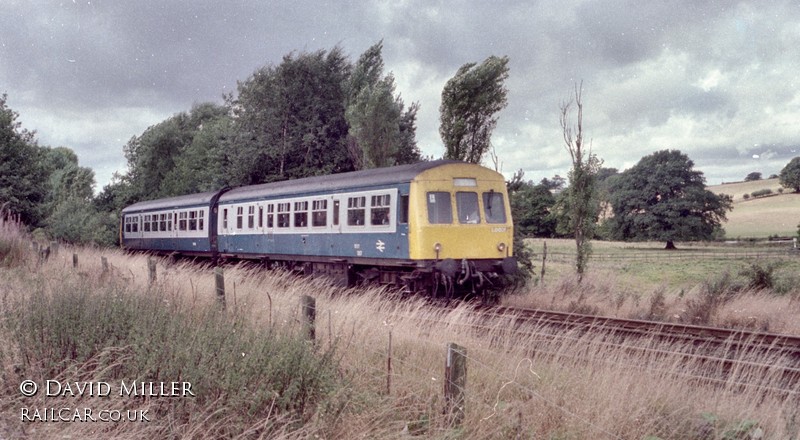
[742, 193, 750, 200]
[739, 261, 778, 291]
[750, 189, 773, 198]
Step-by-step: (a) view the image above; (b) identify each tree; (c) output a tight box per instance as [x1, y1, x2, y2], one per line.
[607, 149, 733, 249]
[744, 171, 762, 181]
[439, 55, 509, 164]
[231, 48, 354, 184]
[559, 83, 601, 281]
[779, 157, 800, 192]
[0, 94, 47, 225]
[345, 42, 420, 169]
[509, 178, 557, 237]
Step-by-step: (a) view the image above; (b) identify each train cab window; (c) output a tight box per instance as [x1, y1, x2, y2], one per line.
[399, 195, 409, 224]
[312, 200, 327, 227]
[235, 207, 243, 229]
[370, 194, 391, 226]
[426, 192, 452, 224]
[456, 192, 480, 224]
[248, 206, 255, 229]
[482, 191, 507, 224]
[294, 201, 308, 227]
[267, 204, 275, 228]
[277, 203, 290, 228]
[347, 196, 366, 226]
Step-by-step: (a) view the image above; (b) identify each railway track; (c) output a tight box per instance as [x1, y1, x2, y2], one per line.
[410, 305, 800, 396]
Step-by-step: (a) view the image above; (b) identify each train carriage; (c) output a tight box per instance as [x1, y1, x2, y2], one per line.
[121, 160, 517, 296]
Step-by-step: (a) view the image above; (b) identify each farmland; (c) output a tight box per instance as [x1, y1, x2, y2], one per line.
[708, 178, 800, 238]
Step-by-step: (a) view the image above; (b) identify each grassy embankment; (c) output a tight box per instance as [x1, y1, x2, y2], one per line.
[708, 178, 800, 238]
[2, 214, 800, 438]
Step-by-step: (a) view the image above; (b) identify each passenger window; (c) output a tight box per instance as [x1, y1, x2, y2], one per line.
[426, 192, 452, 224]
[456, 192, 480, 224]
[248, 206, 255, 229]
[198, 211, 205, 231]
[190, 210, 198, 231]
[160, 213, 167, 231]
[235, 207, 243, 229]
[143, 215, 151, 232]
[312, 200, 327, 227]
[483, 191, 507, 224]
[370, 194, 391, 226]
[347, 196, 366, 226]
[294, 201, 308, 227]
[277, 203, 290, 228]
[179, 212, 188, 231]
[258, 206, 263, 228]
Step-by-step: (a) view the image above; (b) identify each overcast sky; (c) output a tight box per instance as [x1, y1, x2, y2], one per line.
[2, 0, 799, 192]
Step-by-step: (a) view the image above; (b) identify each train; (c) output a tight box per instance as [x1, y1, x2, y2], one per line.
[120, 159, 517, 297]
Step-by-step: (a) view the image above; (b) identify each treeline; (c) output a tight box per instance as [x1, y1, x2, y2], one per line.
[2, 43, 430, 245]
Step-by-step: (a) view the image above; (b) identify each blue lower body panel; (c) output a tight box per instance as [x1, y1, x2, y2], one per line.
[218, 231, 409, 260]
[123, 237, 211, 253]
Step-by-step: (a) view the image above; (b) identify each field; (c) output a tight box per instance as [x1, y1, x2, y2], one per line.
[2, 216, 800, 438]
[708, 178, 800, 238]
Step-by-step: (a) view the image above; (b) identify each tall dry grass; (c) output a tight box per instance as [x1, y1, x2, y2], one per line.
[505, 270, 800, 335]
[1, 242, 799, 438]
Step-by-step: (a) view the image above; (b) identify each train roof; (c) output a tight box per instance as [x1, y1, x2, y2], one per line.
[218, 159, 464, 203]
[121, 160, 483, 213]
[121, 190, 221, 213]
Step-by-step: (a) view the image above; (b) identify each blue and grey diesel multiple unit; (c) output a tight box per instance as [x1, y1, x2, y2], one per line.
[121, 160, 517, 296]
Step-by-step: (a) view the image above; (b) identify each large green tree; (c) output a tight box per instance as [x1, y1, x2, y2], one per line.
[230, 48, 354, 185]
[123, 103, 229, 200]
[0, 94, 47, 225]
[779, 157, 800, 192]
[607, 149, 733, 249]
[439, 55, 509, 164]
[345, 41, 420, 169]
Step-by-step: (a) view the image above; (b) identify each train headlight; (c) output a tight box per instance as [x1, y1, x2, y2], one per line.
[433, 242, 442, 253]
[497, 242, 507, 253]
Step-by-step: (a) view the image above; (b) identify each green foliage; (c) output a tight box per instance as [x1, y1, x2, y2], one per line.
[345, 41, 420, 169]
[439, 55, 509, 163]
[750, 188, 772, 198]
[607, 149, 733, 248]
[124, 103, 230, 200]
[46, 196, 116, 246]
[739, 261, 778, 290]
[744, 171, 762, 181]
[508, 172, 557, 238]
[6, 278, 340, 434]
[230, 48, 354, 185]
[742, 193, 750, 200]
[0, 94, 48, 225]
[779, 156, 800, 192]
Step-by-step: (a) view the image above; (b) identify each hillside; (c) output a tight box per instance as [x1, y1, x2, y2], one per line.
[708, 178, 799, 238]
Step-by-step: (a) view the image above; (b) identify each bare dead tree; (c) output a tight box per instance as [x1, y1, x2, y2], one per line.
[559, 82, 601, 283]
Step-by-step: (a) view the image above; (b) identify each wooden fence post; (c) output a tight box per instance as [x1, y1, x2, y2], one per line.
[72, 253, 78, 268]
[50, 241, 59, 257]
[444, 342, 467, 427]
[387, 329, 393, 395]
[540, 241, 547, 284]
[215, 267, 226, 309]
[147, 258, 157, 285]
[101, 257, 109, 276]
[301, 295, 316, 343]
